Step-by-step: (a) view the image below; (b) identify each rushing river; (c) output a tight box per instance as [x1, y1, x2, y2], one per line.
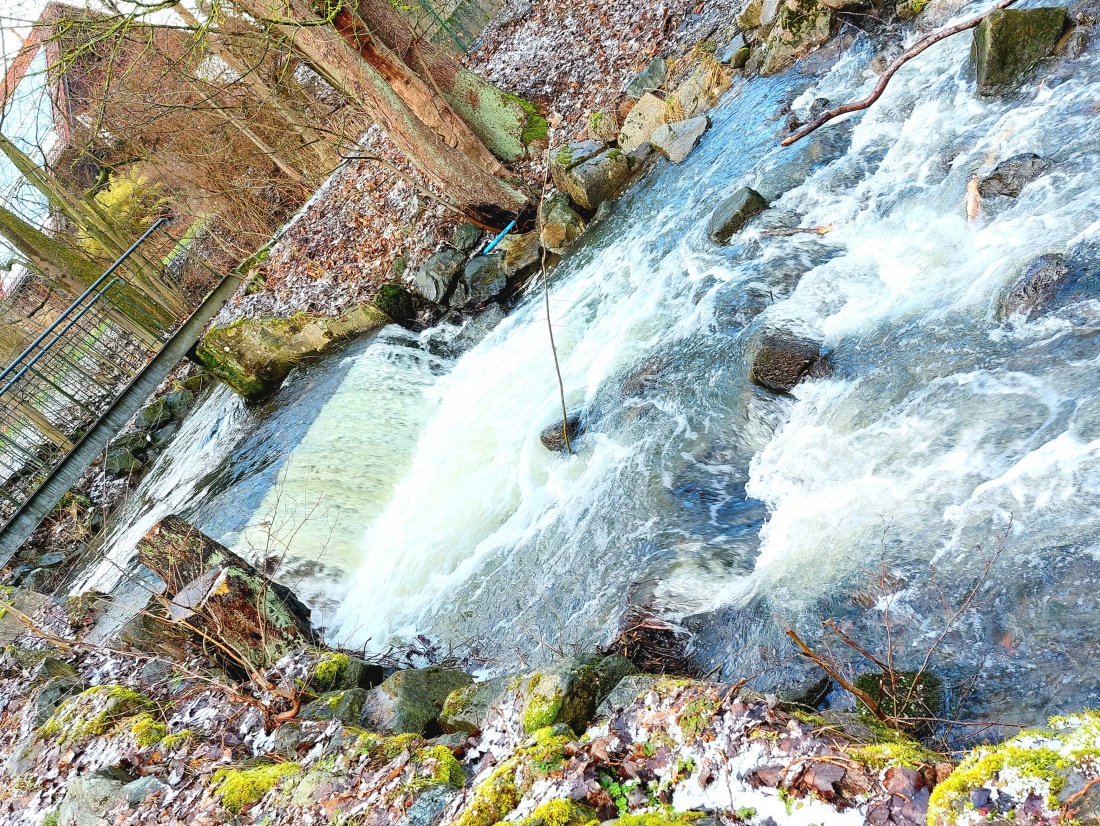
[83, 8, 1100, 726]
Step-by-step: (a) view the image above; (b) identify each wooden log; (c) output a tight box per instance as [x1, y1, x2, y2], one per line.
[137, 515, 314, 674]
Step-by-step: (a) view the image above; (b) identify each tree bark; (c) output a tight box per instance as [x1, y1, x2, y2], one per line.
[346, 0, 545, 162]
[231, 0, 527, 224]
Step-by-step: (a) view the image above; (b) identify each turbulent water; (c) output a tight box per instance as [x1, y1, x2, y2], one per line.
[87, 8, 1100, 726]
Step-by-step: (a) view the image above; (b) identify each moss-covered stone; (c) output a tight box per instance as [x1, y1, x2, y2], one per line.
[760, 0, 835, 75]
[212, 762, 302, 813]
[130, 713, 167, 747]
[193, 303, 391, 401]
[299, 688, 368, 723]
[518, 655, 636, 735]
[361, 667, 473, 735]
[40, 685, 156, 742]
[972, 7, 1067, 96]
[439, 676, 509, 734]
[372, 283, 416, 328]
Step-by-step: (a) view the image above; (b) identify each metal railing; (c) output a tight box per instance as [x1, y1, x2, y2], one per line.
[0, 218, 208, 528]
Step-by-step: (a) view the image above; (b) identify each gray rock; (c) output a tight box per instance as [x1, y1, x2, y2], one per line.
[307, 655, 384, 693]
[650, 116, 710, 163]
[540, 414, 583, 452]
[104, 446, 143, 476]
[627, 142, 654, 171]
[35, 552, 68, 567]
[414, 249, 466, 305]
[516, 654, 635, 734]
[548, 140, 605, 178]
[708, 187, 769, 243]
[977, 153, 1053, 198]
[624, 57, 667, 98]
[761, 0, 835, 75]
[33, 675, 84, 726]
[587, 109, 620, 142]
[539, 192, 586, 253]
[57, 772, 126, 826]
[397, 784, 461, 826]
[137, 398, 172, 431]
[451, 222, 483, 253]
[972, 7, 1068, 96]
[750, 332, 822, 393]
[454, 304, 507, 352]
[999, 253, 1072, 320]
[720, 32, 748, 63]
[270, 720, 310, 757]
[119, 776, 168, 806]
[439, 676, 510, 734]
[150, 423, 179, 448]
[456, 255, 507, 307]
[163, 388, 194, 419]
[360, 667, 473, 735]
[300, 688, 369, 723]
[618, 93, 667, 153]
[552, 147, 631, 211]
[595, 675, 662, 718]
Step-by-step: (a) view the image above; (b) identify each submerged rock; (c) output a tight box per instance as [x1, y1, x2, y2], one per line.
[539, 413, 583, 452]
[999, 253, 1072, 320]
[618, 92, 667, 153]
[977, 152, 1053, 197]
[650, 116, 710, 163]
[708, 186, 769, 243]
[972, 7, 1067, 96]
[360, 667, 473, 735]
[749, 332, 822, 392]
[414, 249, 467, 305]
[552, 146, 631, 211]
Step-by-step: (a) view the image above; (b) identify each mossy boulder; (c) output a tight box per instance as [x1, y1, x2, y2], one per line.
[518, 655, 635, 734]
[307, 651, 384, 693]
[40, 684, 156, 743]
[439, 676, 511, 734]
[972, 8, 1067, 96]
[136, 398, 172, 430]
[212, 762, 302, 814]
[551, 144, 630, 211]
[299, 688, 368, 723]
[760, 0, 836, 75]
[374, 284, 417, 328]
[360, 667, 474, 735]
[193, 303, 391, 401]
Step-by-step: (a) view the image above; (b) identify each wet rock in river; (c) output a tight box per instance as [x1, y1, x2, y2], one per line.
[972, 7, 1068, 96]
[414, 248, 466, 305]
[516, 654, 635, 734]
[977, 152, 1053, 197]
[540, 413, 583, 452]
[999, 253, 1072, 320]
[749, 332, 822, 393]
[708, 186, 769, 244]
[650, 116, 710, 164]
[539, 192, 586, 253]
[452, 254, 507, 308]
[360, 666, 473, 735]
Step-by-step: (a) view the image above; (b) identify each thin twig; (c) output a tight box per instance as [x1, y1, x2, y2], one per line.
[782, 0, 1019, 147]
[539, 147, 571, 454]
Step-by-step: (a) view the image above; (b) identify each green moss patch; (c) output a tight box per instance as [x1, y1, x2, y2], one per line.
[40, 685, 156, 742]
[212, 762, 302, 813]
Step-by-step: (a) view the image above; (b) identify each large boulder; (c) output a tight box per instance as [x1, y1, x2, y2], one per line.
[414, 249, 467, 305]
[516, 655, 635, 734]
[539, 193, 587, 253]
[497, 231, 543, 277]
[623, 57, 667, 98]
[194, 303, 392, 401]
[551, 146, 631, 211]
[57, 771, 127, 826]
[360, 667, 473, 735]
[136, 515, 314, 671]
[977, 153, 1053, 198]
[998, 253, 1071, 320]
[708, 187, 769, 243]
[760, 0, 836, 75]
[749, 332, 822, 393]
[972, 7, 1067, 96]
[299, 688, 368, 724]
[650, 117, 710, 164]
[307, 652, 384, 693]
[618, 93, 667, 153]
[438, 675, 511, 734]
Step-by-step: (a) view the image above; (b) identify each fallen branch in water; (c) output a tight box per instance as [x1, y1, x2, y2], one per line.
[782, 0, 1019, 147]
[785, 627, 888, 722]
[762, 224, 836, 236]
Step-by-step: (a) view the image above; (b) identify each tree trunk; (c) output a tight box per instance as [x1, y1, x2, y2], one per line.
[231, 0, 527, 225]
[345, 0, 546, 162]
